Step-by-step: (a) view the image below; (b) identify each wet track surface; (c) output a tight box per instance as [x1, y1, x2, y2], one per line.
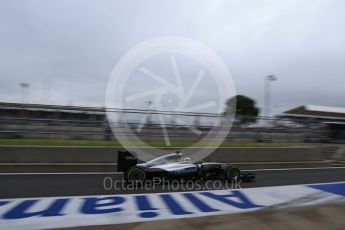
[1, 167, 345, 199]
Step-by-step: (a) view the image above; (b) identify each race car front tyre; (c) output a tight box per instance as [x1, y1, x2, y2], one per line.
[224, 166, 241, 181]
[125, 167, 146, 182]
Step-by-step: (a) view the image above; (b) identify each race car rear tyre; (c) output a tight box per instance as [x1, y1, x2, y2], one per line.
[224, 166, 241, 181]
[125, 167, 146, 182]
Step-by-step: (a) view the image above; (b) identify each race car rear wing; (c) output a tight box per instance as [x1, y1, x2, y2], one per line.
[117, 150, 138, 172]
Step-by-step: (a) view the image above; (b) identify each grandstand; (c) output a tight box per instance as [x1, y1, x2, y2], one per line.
[0, 102, 107, 139]
[280, 105, 345, 122]
[0, 102, 105, 121]
[280, 105, 345, 141]
[0, 102, 217, 141]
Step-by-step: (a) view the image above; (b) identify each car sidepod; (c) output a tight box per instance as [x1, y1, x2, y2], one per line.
[149, 162, 198, 180]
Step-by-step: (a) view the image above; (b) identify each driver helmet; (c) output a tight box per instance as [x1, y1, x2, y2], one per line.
[183, 157, 191, 163]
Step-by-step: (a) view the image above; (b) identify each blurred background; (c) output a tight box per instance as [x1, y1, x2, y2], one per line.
[1, 0, 345, 147]
[0, 99, 344, 145]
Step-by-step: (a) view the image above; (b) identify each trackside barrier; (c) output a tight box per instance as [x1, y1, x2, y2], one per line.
[0, 182, 344, 229]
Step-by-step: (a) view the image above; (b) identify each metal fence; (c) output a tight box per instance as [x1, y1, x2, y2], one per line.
[1, 106, 341, 143]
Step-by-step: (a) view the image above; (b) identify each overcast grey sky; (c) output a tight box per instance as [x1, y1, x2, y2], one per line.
[0, 0, 344, 115]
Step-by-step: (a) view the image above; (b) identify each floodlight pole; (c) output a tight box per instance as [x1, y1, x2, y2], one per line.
[263, 75, 276, 122]
[19, 83, 30, 104]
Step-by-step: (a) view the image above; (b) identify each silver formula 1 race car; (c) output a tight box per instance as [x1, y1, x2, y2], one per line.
[118, 151, 255, 182]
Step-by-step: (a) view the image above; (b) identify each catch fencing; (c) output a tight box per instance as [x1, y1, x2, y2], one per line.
[0, 106, 335, 143]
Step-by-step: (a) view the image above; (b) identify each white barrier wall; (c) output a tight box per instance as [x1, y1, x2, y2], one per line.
[0, 182, 344, 230]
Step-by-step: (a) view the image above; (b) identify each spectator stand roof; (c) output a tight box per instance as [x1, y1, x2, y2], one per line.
[0, 102, 105, 115]
[280, 105, 345, 121]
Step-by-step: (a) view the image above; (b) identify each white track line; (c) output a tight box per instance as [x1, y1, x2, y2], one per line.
[1, 161, 341, 166]
[0, 172, 124, 175]
[0, 145, 313, 148]
[0, 166, 345, 175]
[244, 166, 345, 172]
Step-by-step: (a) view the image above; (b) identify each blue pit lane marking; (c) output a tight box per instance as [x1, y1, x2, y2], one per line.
[308, 182, 345, 197]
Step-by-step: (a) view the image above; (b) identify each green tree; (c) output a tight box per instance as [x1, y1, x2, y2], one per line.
[224, 95, 259, 125]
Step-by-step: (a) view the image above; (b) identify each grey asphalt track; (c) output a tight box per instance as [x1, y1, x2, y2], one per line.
[1, 167, 345, 199]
